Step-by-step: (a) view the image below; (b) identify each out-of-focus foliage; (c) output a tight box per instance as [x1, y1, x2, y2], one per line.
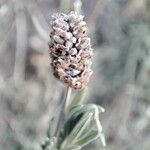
[0, 0, 150, 150]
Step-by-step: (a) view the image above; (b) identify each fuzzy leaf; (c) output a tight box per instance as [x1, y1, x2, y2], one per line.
[59, 104, 105, 149]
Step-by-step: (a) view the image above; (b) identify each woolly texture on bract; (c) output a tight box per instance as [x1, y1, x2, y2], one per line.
[49, 11, 93, 89]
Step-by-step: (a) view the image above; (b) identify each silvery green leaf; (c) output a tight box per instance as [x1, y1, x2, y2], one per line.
[60, 104, 105, 149]
[60, 106, 84, 141]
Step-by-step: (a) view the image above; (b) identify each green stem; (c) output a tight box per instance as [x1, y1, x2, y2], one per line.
[54, 86, 72, 137]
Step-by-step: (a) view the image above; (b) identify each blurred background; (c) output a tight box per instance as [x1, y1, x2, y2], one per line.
[0, 0, 150, 149]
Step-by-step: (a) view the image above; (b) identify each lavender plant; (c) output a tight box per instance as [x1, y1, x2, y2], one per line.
[42, 1, 105, 150]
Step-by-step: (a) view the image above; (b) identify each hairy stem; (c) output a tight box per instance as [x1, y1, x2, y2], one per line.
[54, 86, 72, 137]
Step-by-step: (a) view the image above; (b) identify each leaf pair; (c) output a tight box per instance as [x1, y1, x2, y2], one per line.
[59, 104, 105, 149]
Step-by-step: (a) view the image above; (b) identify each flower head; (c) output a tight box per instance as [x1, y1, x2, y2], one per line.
[49, 11, 93, 89]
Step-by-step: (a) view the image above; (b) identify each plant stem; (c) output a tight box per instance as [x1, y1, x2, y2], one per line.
[60, 0, 70, 13]
[54, 86, 72, 137]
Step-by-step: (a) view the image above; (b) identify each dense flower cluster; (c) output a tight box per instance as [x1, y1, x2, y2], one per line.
[49, 11, 93, 89]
